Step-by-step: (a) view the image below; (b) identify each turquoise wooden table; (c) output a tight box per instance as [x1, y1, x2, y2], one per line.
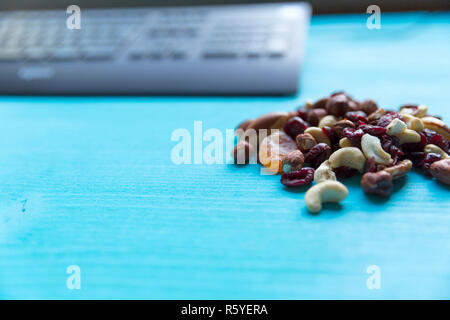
[0, 12, 449, 299]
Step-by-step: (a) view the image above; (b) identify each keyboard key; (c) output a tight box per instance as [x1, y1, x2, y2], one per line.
[267, 39, 288, 58]
[170, 51, 186, 59]
[24, 47, 48, 61]
[50, 47, 80, 61]
[128, 50, 147, 60]
[149, 51, 163, 59]
[0, 48, 23, 61]
[82, 47, 115, 60]
[203, 51, 237, 59]
[246, 51, 261, 58]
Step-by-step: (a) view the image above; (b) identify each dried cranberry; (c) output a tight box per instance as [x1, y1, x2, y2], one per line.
[380, 134, 393, 153]
[402, 132, 427, 153]
[343, 127, 364, 147]
[419, 153, 442, 176]
[322, 126, 339, 144]
[334, 166, 358, 179]
[355, 120, 367, 127]
[345, 111, 368, 123]
[423, 129, 447, 151]
[284, 116, 308, 140]
[364, 157, 377, 173]
[280, 167, 315, 187]
[391, 155, 399, 166]
[387, 145, 404, 166]
[377, 111, 401, 127]
[305, 143, 331, 168]
[392, 135, 402, 147]
[296, 107, 308, 121]
[406, 151, 426, 168]
[359, 124, 386, 136]
[390, 145, 404, 158]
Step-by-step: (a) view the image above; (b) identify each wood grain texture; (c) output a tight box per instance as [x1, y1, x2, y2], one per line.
[0, 12, 449, 299]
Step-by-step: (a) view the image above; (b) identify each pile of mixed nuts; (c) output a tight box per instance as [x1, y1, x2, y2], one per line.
[232, 91, 450, 213]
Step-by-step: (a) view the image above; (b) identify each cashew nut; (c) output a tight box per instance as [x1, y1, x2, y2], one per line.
[339, 137, 353, 148]
[386, 118, 407, 135]
[314, 160, 337, 184]
[421, 116, 450, 140]
[386, 118, 421, 144]
[361, 134, 393, 165]
[305, 181, 348, 213]
[304, 127, 331, 146]
[424, 144, 450, 159]
[305, 99, 314, 110]
[318, 115, 338, 128]
[328, 147, 366, 172]
[401, 114, 424, 132]
[415, 105, 428, 118]
[368, 108, 386, 123]
[399, 104, 427, 118]
[399, 129, 421, 144]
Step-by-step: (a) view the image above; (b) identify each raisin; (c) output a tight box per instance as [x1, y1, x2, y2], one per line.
[280, 167, 315, 187]
[284, 116, 308, 140]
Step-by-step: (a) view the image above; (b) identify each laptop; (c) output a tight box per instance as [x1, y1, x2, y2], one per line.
[0, 1, 311, 95]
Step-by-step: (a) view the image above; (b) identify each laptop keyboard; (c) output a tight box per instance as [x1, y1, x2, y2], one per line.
[0, 3, 310, 95]
[0, 7, 293, 62]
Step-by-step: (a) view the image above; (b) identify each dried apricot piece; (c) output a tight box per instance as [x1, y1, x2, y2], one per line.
[259, 131, 298, 173]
